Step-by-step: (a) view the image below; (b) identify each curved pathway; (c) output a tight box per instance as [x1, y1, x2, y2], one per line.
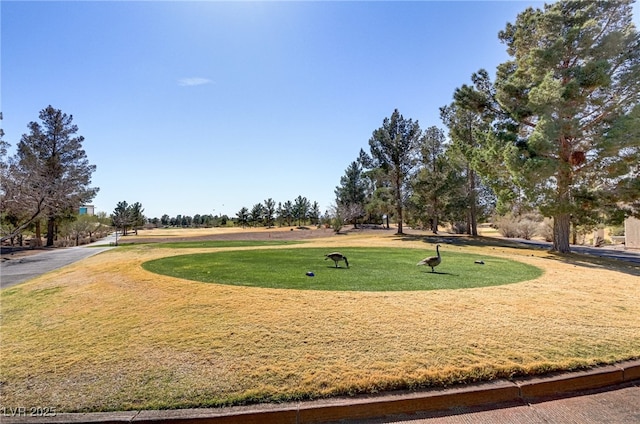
[514, 238, 640, 265]
[0, 234, 116, 289]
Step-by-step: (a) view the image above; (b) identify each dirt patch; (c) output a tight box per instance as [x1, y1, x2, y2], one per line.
[0, 246, 54, 260]
[118, 227, 338, 244]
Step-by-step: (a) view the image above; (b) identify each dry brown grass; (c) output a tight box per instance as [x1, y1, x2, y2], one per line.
[1, 231, 638, 412]
[134, 227, 254, 237]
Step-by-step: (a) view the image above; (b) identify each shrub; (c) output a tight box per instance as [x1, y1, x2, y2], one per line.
[451, 222, 467, 234]
[610, 225, 625, 237]
[494, 214, 541, 239]
[517, 219, 539, 240]
[331, 217, 343, 234]
[540, 218, 554, 242]
[495, 215, 521, 238]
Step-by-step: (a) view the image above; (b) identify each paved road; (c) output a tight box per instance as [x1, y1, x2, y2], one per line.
[7, 380, 636, 424]
[348, 384, 640, 423]
[0, 234, 116, 289]
[513, 238, 640, 265]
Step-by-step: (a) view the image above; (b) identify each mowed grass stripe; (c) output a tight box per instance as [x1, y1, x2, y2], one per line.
[142, 248, 542, 291]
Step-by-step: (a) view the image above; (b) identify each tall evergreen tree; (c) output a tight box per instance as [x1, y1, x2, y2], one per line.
[0, 112, 7, 187]
[1, 106, 98, 245]
[293, 195, 310, 227]
[457, 1, 640, 252]
[249, 203, 264, 227]
[263, 198, 276, 228]
[236, 207, 249, 228]
[453, 70, 525, 217]
[335, 161, 367, 228]
[129, 202, 145, 234]
[360, 164, 393, 228]
[362, 109, 422, 234]
[309, 201, 321, 226]
[112, 201, 132, 236]
[276, 202, 285, 227]
[281, 200, 294, 227]
[603, 105, 640, 216]
[410, 126, 462, 233]
[21, 106, 98, 246]
[440, 102, 498, 235]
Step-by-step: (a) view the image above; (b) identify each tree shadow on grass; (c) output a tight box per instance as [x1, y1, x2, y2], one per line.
[396, 233, 640, 277]
[542, 253, 640, 277]
[395, 233, 530, 250]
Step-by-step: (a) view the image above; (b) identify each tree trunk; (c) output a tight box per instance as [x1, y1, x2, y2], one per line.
[553, 213, 571, 253]
[468, 167, 478, 236]
[0, 211, 43, 245]
[553, 149, 573, 253]
[396, 203, 403, 234]
[46, 216, 55, 247]
[34, 220, 42, 247]
[395, 175, 404, 235]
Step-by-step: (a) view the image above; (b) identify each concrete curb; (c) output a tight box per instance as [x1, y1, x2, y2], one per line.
[3, 360, 639, 423]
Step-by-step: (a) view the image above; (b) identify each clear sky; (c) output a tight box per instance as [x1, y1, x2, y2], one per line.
[2, 1, 638, 219]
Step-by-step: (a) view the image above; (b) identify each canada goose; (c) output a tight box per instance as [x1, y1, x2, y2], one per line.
[325, 252, 349, 268]
[417, 244, 441, 272]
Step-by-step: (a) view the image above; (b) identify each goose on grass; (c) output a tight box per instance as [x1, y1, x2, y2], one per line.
[325, 252, 349, 268]
[417, 244, 441, 272]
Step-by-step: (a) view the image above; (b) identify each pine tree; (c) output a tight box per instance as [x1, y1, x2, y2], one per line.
[236, 207, 249, 228]
[456, 1, 640, 252]
[335, 161, 367, 228]
[263, 198, 276, 228]
[293, 196, 310, 227]
[2, 106, 98, 245]
[410, 126, 462, 233]
[362, 109, 421, 234]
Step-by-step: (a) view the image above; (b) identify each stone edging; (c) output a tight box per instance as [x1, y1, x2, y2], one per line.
[4, 360, 639, 423]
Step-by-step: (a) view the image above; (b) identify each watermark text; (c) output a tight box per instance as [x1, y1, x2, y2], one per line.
[1, 406, 57, 417]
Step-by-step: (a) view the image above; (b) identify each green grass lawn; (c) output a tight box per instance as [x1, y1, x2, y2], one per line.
[142, 247, 543, 291]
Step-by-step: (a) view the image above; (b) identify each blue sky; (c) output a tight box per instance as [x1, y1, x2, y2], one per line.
[2, 1, 638, 219]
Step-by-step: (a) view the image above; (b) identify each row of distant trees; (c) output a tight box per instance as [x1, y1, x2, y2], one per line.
[2, 211, 111, 248]
[111, 195, 323, 233]
[56, 213, 111, 247]
[158, 214, 230, 228]
[118, 211, 230, 230]
[334, 1, 640, 253]
[236, 196, 322, 228]
[135, 195, 323, 231]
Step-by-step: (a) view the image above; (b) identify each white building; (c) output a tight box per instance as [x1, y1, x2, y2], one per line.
[79, 205, 95, 216]
[624, 216, 640, 249]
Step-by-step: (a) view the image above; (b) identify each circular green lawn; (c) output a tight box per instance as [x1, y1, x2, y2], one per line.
[142, 247, 542, 291]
